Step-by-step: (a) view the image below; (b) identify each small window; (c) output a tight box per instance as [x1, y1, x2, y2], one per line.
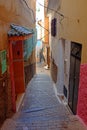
[51, 18, 57, 37]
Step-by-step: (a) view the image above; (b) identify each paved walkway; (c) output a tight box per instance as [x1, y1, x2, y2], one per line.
[1, 64, 87, 130]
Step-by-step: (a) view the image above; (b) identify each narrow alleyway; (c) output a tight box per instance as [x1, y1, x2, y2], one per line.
[1, 63, 86, 130]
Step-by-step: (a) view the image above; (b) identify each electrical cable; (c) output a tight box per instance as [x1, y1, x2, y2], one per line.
[37, 21, 49, 32]
[22, 0, 36, 23]
[37, 0, 79, 23]
[37, 0, 64, 17]
[37, 21, 50, 41]
[0, 0, 36, 25]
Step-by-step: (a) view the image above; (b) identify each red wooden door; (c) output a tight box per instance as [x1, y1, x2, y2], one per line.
[12, 41, 25, 94]
[9, 41, 16, 112]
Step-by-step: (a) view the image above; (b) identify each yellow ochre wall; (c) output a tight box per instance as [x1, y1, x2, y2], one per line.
[44, 16, 49, 44]
[0, 0, 36, 50]
[59, 0, 87, 63]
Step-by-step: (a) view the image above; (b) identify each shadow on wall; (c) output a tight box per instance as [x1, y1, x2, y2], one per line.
[50, 58, 58, 83]
[24, 63, 36, 87]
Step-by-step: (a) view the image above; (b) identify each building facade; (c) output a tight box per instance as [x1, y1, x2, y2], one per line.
[47, 0, 87, 125]
[0, 0, 36, 126]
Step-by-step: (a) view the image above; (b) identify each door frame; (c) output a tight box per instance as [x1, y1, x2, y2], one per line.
[68, 42, 82, 114]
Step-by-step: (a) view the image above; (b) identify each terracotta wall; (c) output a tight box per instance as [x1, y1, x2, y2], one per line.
[0, 0, 36, 124]
[0, 0, 36, 50]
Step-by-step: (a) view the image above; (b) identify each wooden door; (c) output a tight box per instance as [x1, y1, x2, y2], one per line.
[68, 42, 82, 114]
[12, 41, 25, 94]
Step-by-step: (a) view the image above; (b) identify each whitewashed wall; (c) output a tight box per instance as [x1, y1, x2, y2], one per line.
[49, 11, 71, 96]
[64, 40, 71, 101]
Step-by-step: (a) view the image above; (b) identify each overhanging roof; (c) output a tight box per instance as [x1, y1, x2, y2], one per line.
[8, 24, 33, 41]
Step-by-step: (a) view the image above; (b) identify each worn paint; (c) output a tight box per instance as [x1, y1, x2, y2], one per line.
[0, 0, 36, 50]
[9, 41, 16, 112]
[77, 64, 87, 125]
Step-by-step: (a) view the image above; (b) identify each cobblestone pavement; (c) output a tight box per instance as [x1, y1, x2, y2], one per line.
[1, 65, 87, 130]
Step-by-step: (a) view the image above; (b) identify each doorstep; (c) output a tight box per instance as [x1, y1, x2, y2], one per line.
[16, 93, 25, 112]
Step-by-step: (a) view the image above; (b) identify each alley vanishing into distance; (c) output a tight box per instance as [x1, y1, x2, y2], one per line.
[1, 0, 87, 129]
[1, 64, 86, 130]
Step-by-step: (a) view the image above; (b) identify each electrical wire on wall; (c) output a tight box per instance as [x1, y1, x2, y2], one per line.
[0, 0, 36, 25]
[36, 0, 64, 18]
[37, 25, 50, 41]
[22, 0, 36, 23]
[36, 0, 64, 40]
[38, 20, 49, 32]
[37, 0, 80, 24]
[37, 19, 51, 41]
